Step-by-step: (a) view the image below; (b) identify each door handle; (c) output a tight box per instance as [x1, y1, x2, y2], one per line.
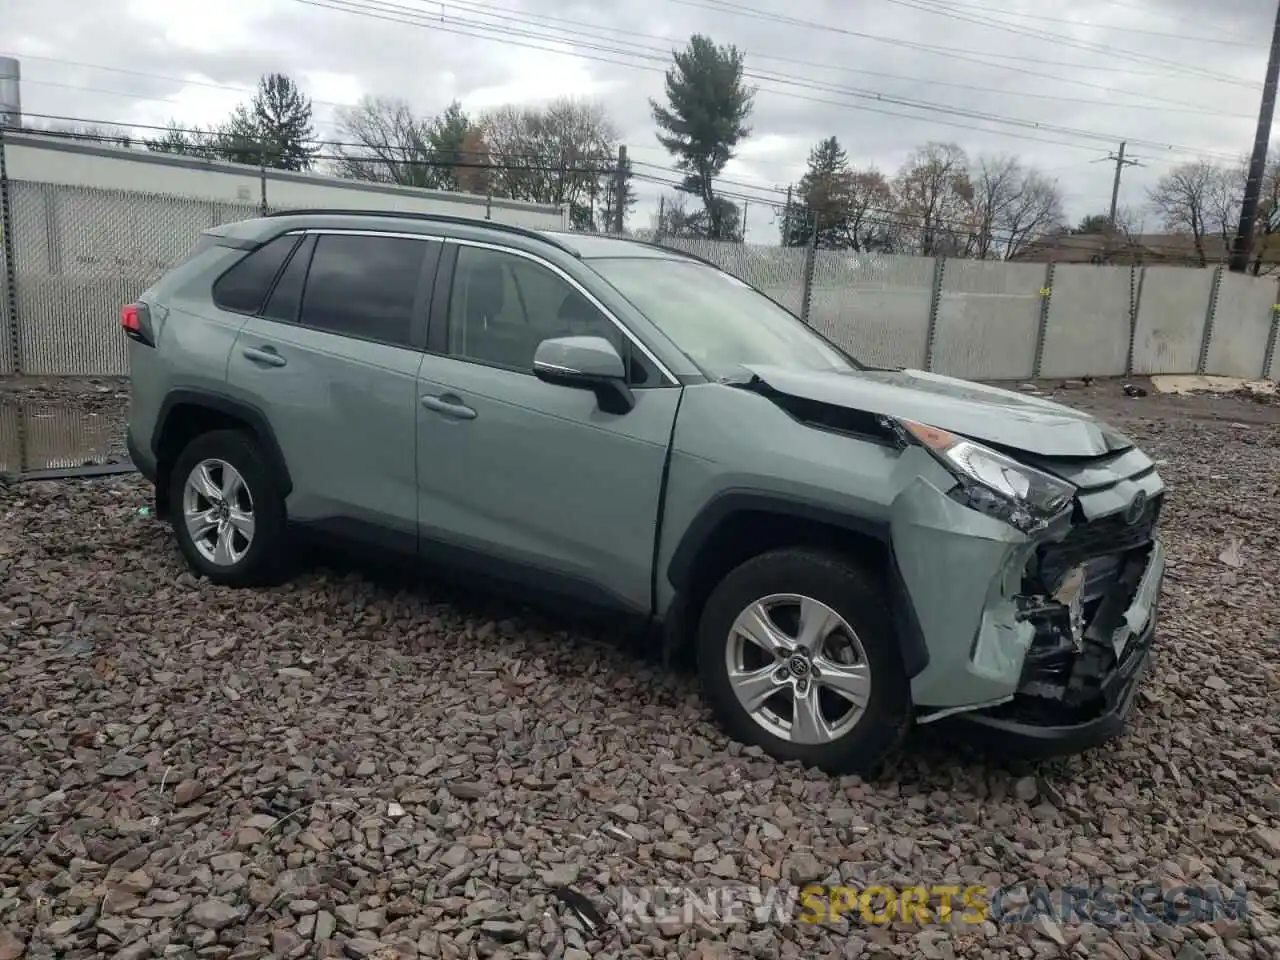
[242, 346, 286, 367]
[420, 394, 477, 420]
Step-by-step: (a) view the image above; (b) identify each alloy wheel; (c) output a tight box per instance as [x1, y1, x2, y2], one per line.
[724, 593, 872, 745]
[181, 458, 256, 567]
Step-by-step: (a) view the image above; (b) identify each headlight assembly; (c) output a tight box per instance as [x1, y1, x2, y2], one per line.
[895, 419, 1076, 532]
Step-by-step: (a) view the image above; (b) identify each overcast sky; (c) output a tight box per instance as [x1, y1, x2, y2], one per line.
[2, 0, 1272, 242]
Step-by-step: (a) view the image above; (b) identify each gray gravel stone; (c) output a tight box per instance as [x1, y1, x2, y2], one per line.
[3, 378, 1279, 960]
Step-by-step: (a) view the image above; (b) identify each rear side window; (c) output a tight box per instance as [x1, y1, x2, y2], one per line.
[298, 234, 425, 346]
[262, 235, 315, 324]
[211, 235, 300, 315]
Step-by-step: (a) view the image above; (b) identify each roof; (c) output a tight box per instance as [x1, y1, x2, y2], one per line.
[539, 230, 693, 260]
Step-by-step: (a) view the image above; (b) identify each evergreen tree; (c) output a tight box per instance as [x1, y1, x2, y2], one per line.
[782, 136, 856, 248]
[424, 101, 473, 191]
[220, 73, 317, 171]
[650, 34, 754, 241]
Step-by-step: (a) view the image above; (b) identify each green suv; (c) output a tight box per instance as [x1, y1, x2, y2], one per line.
[122, 210, 1166, 773]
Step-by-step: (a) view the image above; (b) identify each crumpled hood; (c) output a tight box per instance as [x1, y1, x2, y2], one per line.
[742, 364, 1131, 458]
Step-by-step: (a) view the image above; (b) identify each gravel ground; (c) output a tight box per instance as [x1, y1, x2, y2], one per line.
[1, 375, 1279, 960]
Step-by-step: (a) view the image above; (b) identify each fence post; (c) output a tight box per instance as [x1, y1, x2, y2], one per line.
[1032, 260, 1055, 379]
[800, 215, 818, 326]
[0, 128, 21, 379]
[1196, 265, 1223, 375]
[923, 256, 946, 372]
[1126, 265, 1143, 377]
[0, 127, 27, 474]
[1262, 297, 1280, 380]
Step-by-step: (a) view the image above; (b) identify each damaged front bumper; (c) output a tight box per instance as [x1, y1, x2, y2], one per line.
[893, 444, 1165, 758]
[944, 537, 1163, 758]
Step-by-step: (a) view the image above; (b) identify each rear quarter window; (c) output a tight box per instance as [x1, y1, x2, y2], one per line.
[211, 234, 301, 315]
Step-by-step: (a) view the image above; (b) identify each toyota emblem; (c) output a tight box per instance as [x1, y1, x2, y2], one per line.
[1123, 490, 1148, 525]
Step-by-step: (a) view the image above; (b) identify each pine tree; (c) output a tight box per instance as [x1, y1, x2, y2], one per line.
[782, 137, 857, 248]
[219, 73, 317, 171]
[650, 35, 754, 241]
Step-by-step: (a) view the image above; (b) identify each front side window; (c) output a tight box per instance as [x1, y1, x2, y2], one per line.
[211, 234, 300, 315]
[446, 245, 630, 374]
[590, 257, 861, 381]
[297, 234, 426, 346]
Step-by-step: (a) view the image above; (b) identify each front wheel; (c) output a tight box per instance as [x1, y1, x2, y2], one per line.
[696, 548, 911, 775]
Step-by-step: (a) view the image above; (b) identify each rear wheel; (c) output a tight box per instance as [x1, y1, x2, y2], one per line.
[696, 548, 911, 774]
[169, 429, 289, 586]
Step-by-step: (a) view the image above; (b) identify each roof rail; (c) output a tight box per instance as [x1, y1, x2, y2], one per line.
[261, 208, 580, 257]
[623, 236, 719, 269]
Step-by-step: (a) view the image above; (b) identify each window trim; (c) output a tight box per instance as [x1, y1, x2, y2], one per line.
[210, 233, 302, 317]
[431, 238, 679, 387]
[245, 228, 440, 352]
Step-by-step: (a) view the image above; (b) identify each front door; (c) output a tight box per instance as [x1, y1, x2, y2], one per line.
[226, 230, 438, 548]
[414, 242, 681, 614]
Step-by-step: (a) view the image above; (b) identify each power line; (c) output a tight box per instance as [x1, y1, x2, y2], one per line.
[921, 0, 1264, 46]
[682, 0, 1256, 87]
[391, 0, 1245, 117]
[290, 0, 1246, 163]
[14, 124, 610, 173]
[6, 34, 1249, 126]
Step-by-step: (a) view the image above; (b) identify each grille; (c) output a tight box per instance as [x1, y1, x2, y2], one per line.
[1036, 494, 1161, 589]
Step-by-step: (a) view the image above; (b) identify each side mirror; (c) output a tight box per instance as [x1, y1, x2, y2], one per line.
[532, 335, 635, 414]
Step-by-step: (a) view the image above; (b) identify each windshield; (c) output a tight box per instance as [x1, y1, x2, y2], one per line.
[589, 256, 861, 380]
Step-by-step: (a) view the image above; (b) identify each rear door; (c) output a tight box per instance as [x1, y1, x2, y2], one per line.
[226, 229, 439, 548]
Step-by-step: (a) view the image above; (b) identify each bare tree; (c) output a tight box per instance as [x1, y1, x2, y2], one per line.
[966, 155, 1066, 260]
[846, 168, 898, 252]
[333, 96, 433, 186]
[334, 96, 478, 191]
[1147, 160, 1233, 266]
[1250, 158, 1280, 275]
[894, 142, 974, 256]
[481, 97, 619, 227]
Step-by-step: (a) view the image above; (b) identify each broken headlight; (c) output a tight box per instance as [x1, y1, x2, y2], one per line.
[896, 419, 1076, 532]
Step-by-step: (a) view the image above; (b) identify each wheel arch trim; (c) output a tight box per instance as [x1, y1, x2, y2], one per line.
[151, 389, 294, 496]
[665, 489, 930, 678]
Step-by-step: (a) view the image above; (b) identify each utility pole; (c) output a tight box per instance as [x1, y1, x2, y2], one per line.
[1229, 0, 1280, 273]
[741, 199, 749, 243]
[782, 184, 792, 247]
[1103, 142, 1140, 230]
[613, 145, 627, 234]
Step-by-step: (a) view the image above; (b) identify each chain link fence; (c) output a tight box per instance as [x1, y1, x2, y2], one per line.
[2, 144, 1280, 477]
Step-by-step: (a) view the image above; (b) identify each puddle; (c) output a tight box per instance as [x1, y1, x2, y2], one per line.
[0, 400, 128, 476]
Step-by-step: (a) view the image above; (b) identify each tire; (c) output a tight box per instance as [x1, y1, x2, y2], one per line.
[696, 547, 911, 775]
[169, 429, 290, 587]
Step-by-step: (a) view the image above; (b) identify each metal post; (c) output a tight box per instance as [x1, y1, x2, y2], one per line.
[1196, 266, 1223, 375]
[924, 256, 947, 372]
[1262, 293, 1280, 379]
[0, 127, 27, 474]
[1032, 261, 1055, 379]
[0, 127, 22, 379]
[800, 212, 819, 326]
[1126, 265, 1144, 377]
[613, 145, 627, 235]
[258, 138, 268, 216]
[783, 185, 792, 247]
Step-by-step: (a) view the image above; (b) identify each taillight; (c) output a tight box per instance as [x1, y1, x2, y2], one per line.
[121, 302, 154, 347]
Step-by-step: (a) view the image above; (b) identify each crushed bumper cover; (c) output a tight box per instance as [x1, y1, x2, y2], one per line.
[944, 538, 1164, 759]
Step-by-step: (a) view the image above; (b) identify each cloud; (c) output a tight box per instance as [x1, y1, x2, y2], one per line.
[2, 0, 1271, 240]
